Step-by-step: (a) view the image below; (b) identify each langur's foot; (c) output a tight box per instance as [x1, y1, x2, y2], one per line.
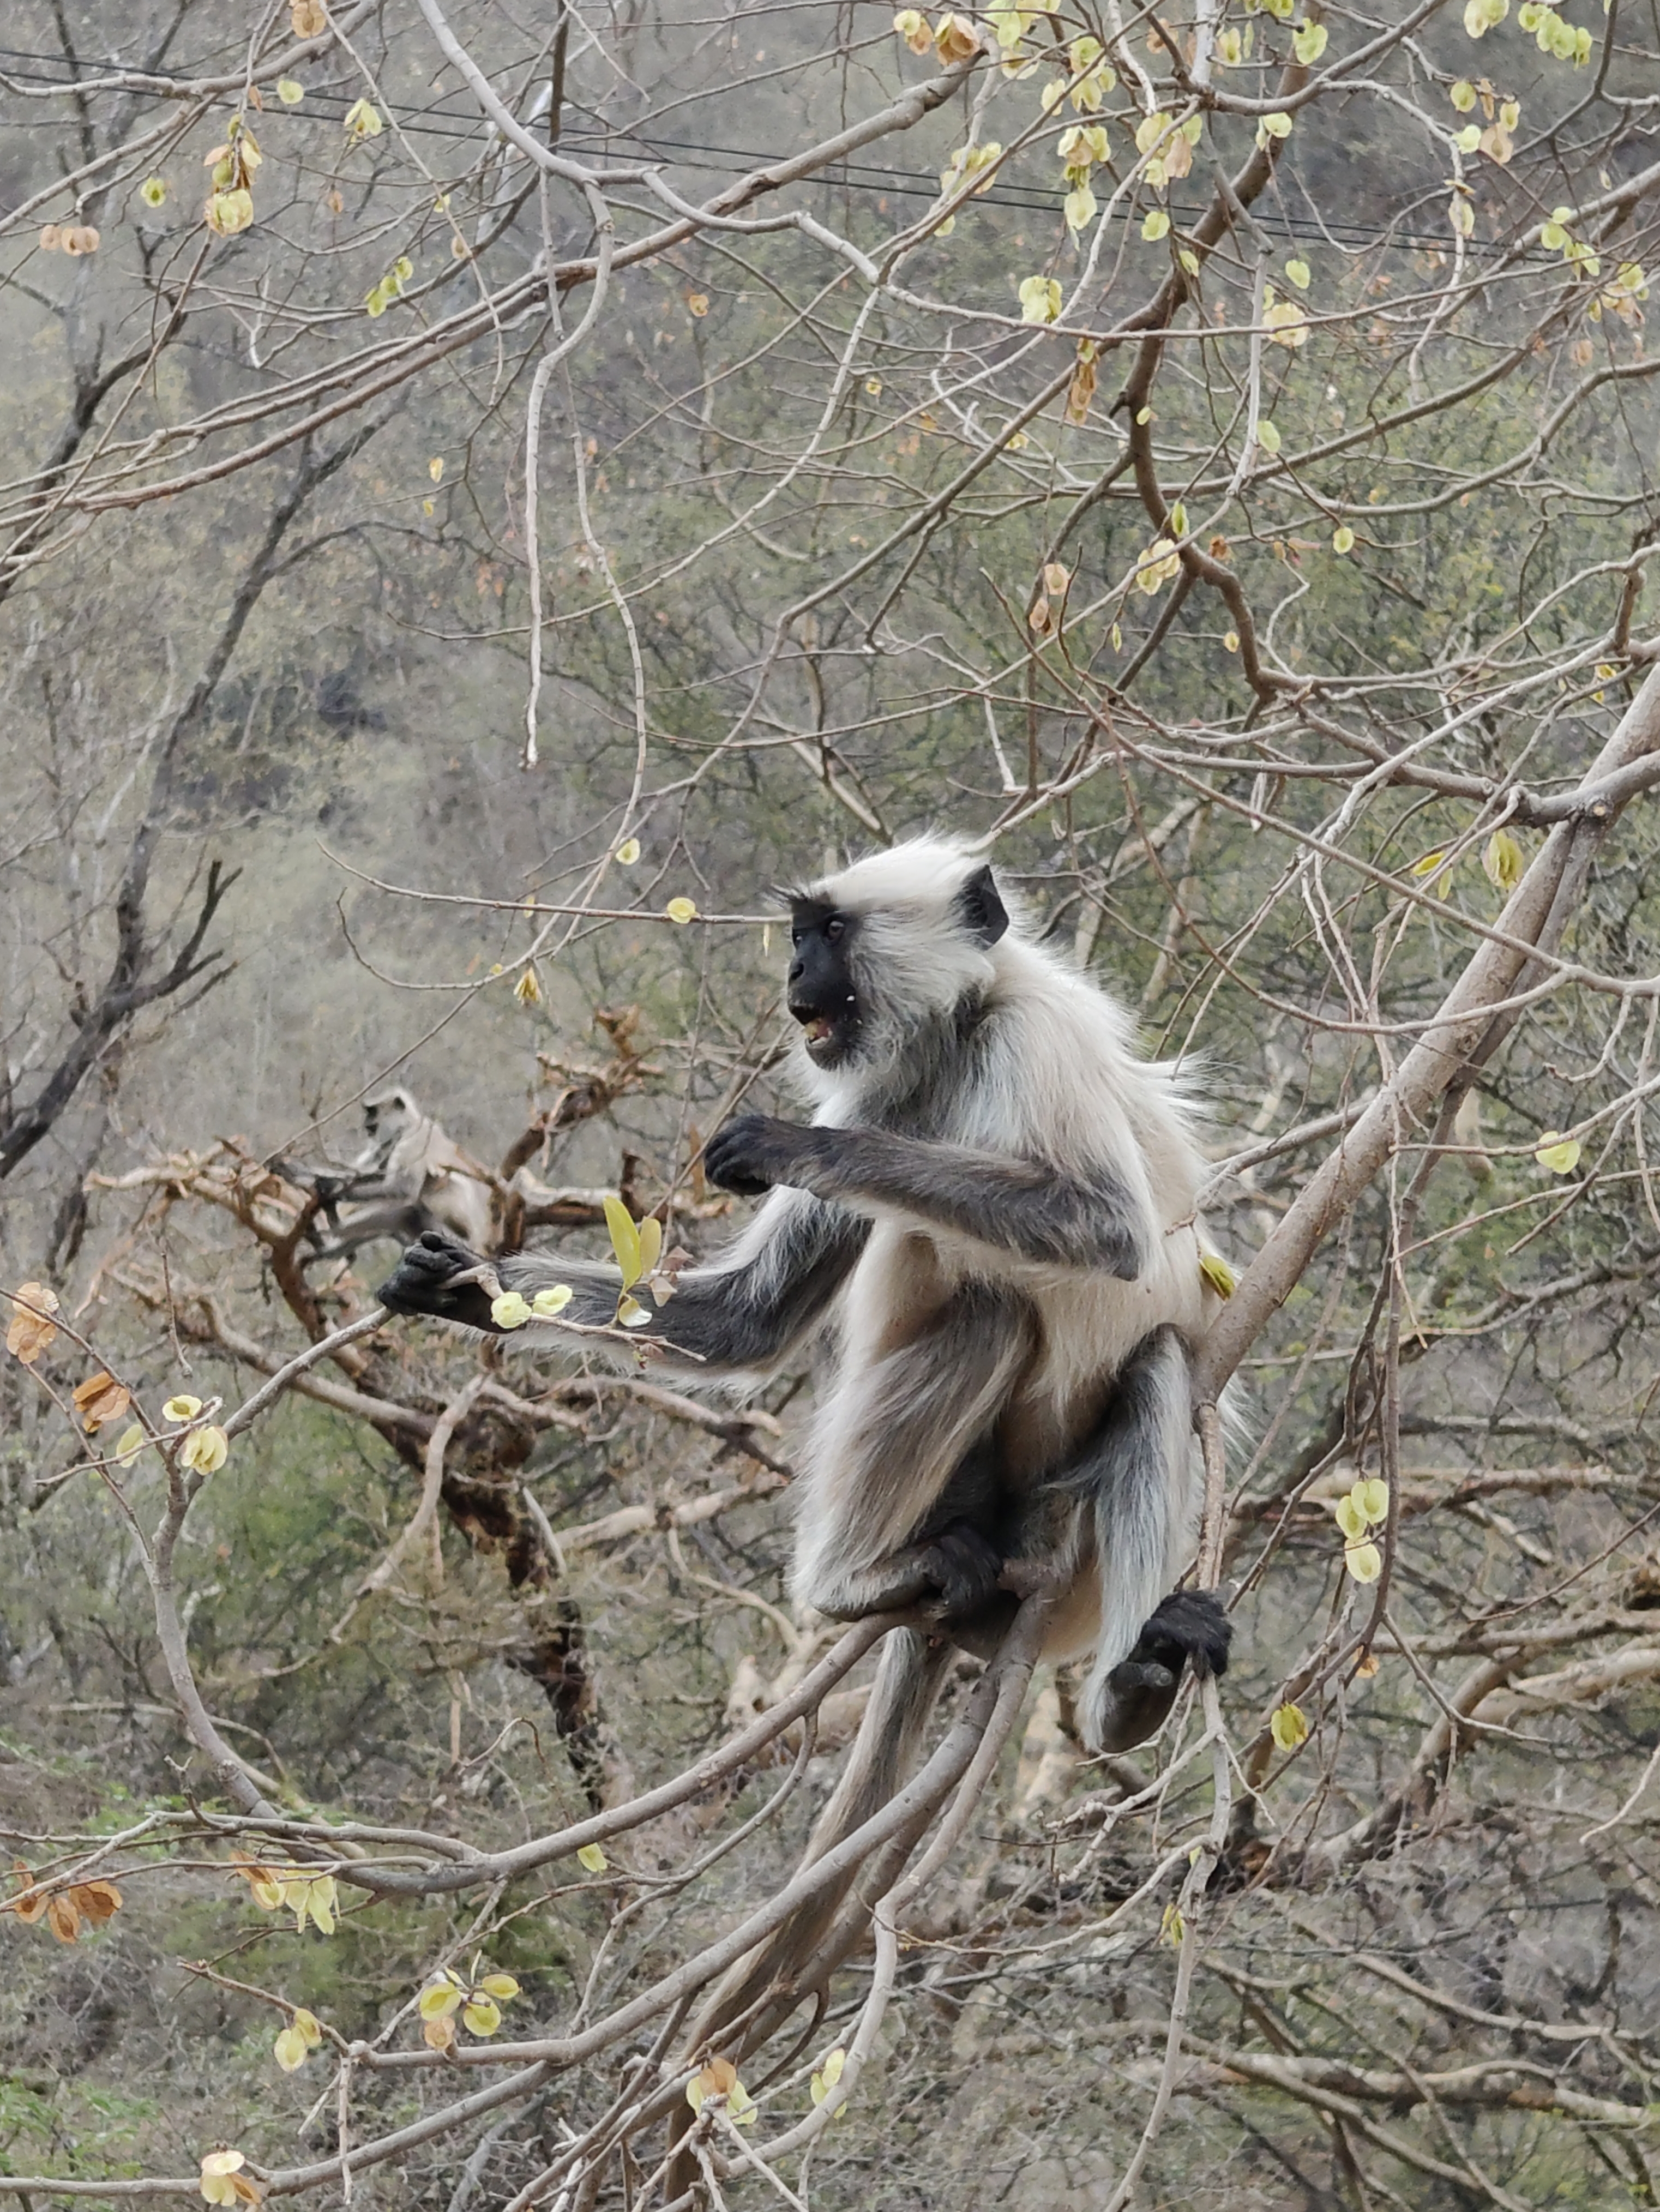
[1088, 1589, 1232, 1754]
[378, 1228, 501, 1331]
[808, 1520, 1006, 1624]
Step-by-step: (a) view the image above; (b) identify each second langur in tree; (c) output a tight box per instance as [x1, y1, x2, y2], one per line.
[282, 1089, 498, 1264]
[380, 838, 1233, 2023]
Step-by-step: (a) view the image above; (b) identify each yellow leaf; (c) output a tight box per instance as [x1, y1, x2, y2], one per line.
[1355, 1649, 1381, 1678]
[1332, 526, 1355, 554]
[273, 2025, 311, 2072]
[1141, 207, 1171, 243]
[206, 189, 254, 237]
[864, 376, 882, 396]
[478, 1974, 519, 2001]
[1199, 1251, 1236, 1299]
[1353, 1477, 1389, 1524]
[617, 1294, 650, 1327]
[114, 1423, 147, 1466]
[180, 1424, 229, 1476]
[231, 1857, 286, 1912]
[1344, 1540, 1383, 1584]
[140, 176, 168, 207]
[1410, 848, 1445, 877]
[164, 1394, 203, 1421]
[1270, 1701, 1309, 1751]
[1285, 256, 1311, 289]
[1334, 1494, 1369, 1541]
[491, 1292, 533, 1330]
[531, 1284, 573, 1317]
[1535, 1131, 1581, 1175]
[1017, 274, 1062, 324]
[665, 896, 697, 925]
[603, 1195, 642, 1286]
[276, 77, 304, 104]
[514, 967, 543, 1006]
[423, 2013, 456, 2052]
[428, 456, 443, 483]
[1255, 419, 1282, 454]
[1450, 77, 1477, 110]
[419, 1979, 463, 2021]
[1223, 629, 1238, 653]
[615, 837, 641, 865]
[462, 1996, 501, 2037]
[1159, 1900, 1185, 1947]
[1482, 827, 1524, 891]
[686, 292, 709, 317]
[1042, 561, 1069, 597]
[578, 1842, 609, 1872]
[636, 1215, 663, 1279]
[294, 2007, 322, 2048]
[344, 98, 382, 140]
[199, 2152, 248, 2208]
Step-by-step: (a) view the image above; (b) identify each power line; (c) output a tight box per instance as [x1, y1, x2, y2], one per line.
[0, 41, 1585, 263]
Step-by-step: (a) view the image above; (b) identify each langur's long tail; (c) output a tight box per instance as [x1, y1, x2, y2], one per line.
[664, 1627, 953, 2190]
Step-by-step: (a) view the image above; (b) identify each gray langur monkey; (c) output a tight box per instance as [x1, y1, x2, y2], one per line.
[287, 1089, 497, 1263]
[378, 837, 1232, 2039]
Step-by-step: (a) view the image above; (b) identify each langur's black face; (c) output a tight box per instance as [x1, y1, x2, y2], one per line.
[787, 900, 861, 1067]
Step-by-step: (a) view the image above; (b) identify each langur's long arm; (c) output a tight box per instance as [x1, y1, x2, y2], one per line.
[703, 1114, 1146, 1277]
[378, 1186, 869, 1379]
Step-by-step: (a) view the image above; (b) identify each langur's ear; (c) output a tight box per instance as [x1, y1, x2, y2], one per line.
[957, 864, 1009, 946]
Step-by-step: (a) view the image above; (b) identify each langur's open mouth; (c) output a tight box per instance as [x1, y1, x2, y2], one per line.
[802, 1015, 833, 1045]
[790, 1002, 854, 1064]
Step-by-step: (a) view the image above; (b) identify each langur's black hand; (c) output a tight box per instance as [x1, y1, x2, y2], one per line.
[378, 1228, 501, 1331]
[1094, 1589, 1232, 1754]
[703, 1114, 816, 1198]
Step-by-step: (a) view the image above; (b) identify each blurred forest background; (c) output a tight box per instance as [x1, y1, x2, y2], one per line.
[7, 0, 1660, 2205]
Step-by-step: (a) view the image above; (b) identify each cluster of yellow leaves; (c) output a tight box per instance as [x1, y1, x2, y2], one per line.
[38, 223, 100, 254]
[983, 0, 1056, 67]
[605, 1194, 684, 1325]
[200, 2151, 262, 2207]
[161, 1393, 230, 1475]
[1463, 0, 1508, 31]
[1029, 559, 1070, 634]
[344, 97, 383, 141]
[273, 2009, 323, 2072]
[1333, 1476, 1389, 1584]
[1018, 274, 1062, 324]
[687, 2057, 756, 2126]
[6, 1282, 59, 1364]
[73, 1371, 131, 1432]
[891, 9, 979, 62]
[491, 1281, 574, 1329]
[5, 1863, 122, 1943]
[1518, 1, 1593, 60]
[1159, 1899, 1185, 1948]
[934, 139, 1001, 233]
[365, 255, 414, 317]
[1133, 111, 1198, 191]
[205, 113, 261, 237]
[1262, 290, 1309, 348]
[419, 1967, 521, 2051]
[1592, 262, 1649, 326]
[514, 966, 544, 1006]
[1135, 537, 1181, 595]
[232, 1857, 338, 1933]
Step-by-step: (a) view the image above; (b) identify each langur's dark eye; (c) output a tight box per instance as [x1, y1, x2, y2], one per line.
[825, 917, 845, 942]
